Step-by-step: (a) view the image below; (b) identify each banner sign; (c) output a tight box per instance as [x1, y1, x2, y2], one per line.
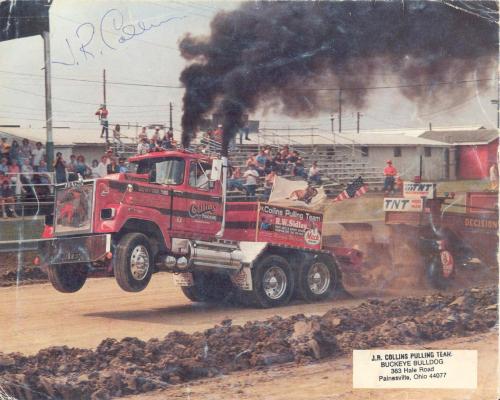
[383, 197, 423, 212]
[403, 182, 435, 199]
[256, 203, 323, 250]
[0, 0, 50, 42]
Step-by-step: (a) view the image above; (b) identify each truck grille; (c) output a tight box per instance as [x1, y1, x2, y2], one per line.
[54, 182, 95, 236]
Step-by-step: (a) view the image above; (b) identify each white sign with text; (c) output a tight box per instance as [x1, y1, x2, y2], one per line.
[383, 197, 423, 212]
[403, 182, 435, 199]
[353, 349, 477, 389]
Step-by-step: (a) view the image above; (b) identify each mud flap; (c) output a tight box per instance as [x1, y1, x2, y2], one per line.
[231, 267, 253, 291]
[172, 272, 194, 287]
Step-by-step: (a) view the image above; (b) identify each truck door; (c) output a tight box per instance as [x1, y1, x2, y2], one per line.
[171, 160, 222, 238]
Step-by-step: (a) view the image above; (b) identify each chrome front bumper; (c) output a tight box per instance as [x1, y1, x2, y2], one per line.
[39, 234, 111, 265]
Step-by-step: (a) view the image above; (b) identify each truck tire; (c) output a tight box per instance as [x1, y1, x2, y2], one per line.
[114, 233, 153, 292]
[47, 263, 88, 293]
[297, 255, 338, 302]
[181, 272, 234, 303]
[426, 252, 454, 290]
[242, 254, 294, 308]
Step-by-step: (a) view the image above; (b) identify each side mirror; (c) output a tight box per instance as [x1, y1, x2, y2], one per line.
[210, 159, 223, 181]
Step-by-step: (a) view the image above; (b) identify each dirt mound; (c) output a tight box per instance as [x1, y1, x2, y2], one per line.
[0, 286, 496, 400]
[0, 252, 47, 287]
[0, 266, 47, 287]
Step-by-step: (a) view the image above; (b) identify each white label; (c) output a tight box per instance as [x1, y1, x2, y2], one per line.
[172, 272, 194, 287]
[230, 267, 253, 291]
[353, 349, 477, 389]
[403, 182, 435, 199]
[383, 197, 423, 212]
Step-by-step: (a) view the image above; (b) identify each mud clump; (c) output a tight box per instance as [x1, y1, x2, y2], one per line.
[0, 252, 47, 287]
[0, 266, 47, 287]
[0, 286, 496, 399]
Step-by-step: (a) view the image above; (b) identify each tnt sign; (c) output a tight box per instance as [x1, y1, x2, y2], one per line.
[383, 198, 423, 212]
[403, 182, 435, 199]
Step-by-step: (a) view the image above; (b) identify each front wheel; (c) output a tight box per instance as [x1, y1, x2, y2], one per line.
[242, 254, 294, 308]
[114, 233, 153, 292]
[426, 250, 454, 290]
[297, 256, 338, 302]
[47, 263, 88, 293]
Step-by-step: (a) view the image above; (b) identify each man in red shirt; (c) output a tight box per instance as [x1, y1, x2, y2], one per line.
[95, 105, 109, 141]
[383, 160, 397, 194]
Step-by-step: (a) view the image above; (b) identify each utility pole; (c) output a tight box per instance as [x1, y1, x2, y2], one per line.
[338, 89, 342, 133]
[356, 112, 362, 133]
[492, 67, 500, 129]
[103, 69, 107, 107]
[330, 114, 335, 145]
[169, 102, 173, 131]
[42, 31, 54, 171]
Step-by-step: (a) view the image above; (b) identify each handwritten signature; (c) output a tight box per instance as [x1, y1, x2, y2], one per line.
[53, 9, 185, 66]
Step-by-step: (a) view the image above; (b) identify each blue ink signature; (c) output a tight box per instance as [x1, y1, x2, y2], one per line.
[53, 9, 185, 66]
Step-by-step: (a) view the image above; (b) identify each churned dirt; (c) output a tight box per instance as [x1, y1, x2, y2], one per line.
[0, 284, 496, 400]
[127, 331, 498, 400]
[0, 252, 47, 288]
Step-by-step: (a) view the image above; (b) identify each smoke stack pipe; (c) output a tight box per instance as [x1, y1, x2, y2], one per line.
[215, 156, 228, 238]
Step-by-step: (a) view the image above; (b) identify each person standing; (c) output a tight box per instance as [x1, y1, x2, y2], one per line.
[19, 139, 32, 166]
[95, 104, 109, 141]
[243, 165, 260, 198]
[54, 152, 67, 184]
[32, 142, 45, 172]
[383, 160, 398, 194]
[0, 180, 17, 218]
[9, 140, 20, 165]
[489, 163, 498, 191]
[0, 138, 10, 162]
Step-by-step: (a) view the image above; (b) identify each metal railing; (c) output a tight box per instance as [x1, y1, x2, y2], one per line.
[0, 172, 56, 220]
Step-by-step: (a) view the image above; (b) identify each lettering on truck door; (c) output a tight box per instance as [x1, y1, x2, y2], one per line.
[173, 160, 222, 237]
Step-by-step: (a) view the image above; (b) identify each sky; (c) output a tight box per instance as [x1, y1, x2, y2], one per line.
[0, 0, 498, 144]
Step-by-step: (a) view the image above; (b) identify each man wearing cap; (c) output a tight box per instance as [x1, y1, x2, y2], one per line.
[383, 160, 397, 194]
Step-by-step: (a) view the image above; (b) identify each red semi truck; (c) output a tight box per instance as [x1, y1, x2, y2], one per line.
[38, 150, 362, 308]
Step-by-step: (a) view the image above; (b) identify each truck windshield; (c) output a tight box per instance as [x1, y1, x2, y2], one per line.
[130, 157, 185, 185]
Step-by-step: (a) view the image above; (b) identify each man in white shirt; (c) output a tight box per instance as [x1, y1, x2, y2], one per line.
[243, 165, 260, 198]
[137, 137, 150, 155]
[32, 142, 45, 171]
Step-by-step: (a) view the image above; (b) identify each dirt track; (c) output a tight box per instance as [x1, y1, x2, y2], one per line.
[0, 272, 408, 355]
[128, 332, 498, 400]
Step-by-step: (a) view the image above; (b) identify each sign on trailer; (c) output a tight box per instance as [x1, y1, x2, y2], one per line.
[383, 198, 424, 212]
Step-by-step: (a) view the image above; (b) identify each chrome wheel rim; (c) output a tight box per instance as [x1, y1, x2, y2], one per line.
[307, 262, 330, 295]
[130, 245, 150, 280]
[263, 266, 287, 300]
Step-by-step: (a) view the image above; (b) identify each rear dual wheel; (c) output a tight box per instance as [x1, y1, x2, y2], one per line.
[240, 254, 295, 308]
[297, 255, 338, 302]
[181, 271, 235, 303]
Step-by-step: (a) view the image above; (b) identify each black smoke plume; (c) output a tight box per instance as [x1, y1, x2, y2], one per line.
[179, 1, 498, 155]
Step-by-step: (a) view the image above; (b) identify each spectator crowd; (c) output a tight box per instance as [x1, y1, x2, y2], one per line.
[227, 145, 322, 199]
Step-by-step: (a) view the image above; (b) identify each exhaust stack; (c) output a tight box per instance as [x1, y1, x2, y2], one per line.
[216, 156, 228, 238]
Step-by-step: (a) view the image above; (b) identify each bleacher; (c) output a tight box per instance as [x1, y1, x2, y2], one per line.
[226, 143, 383, 199]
